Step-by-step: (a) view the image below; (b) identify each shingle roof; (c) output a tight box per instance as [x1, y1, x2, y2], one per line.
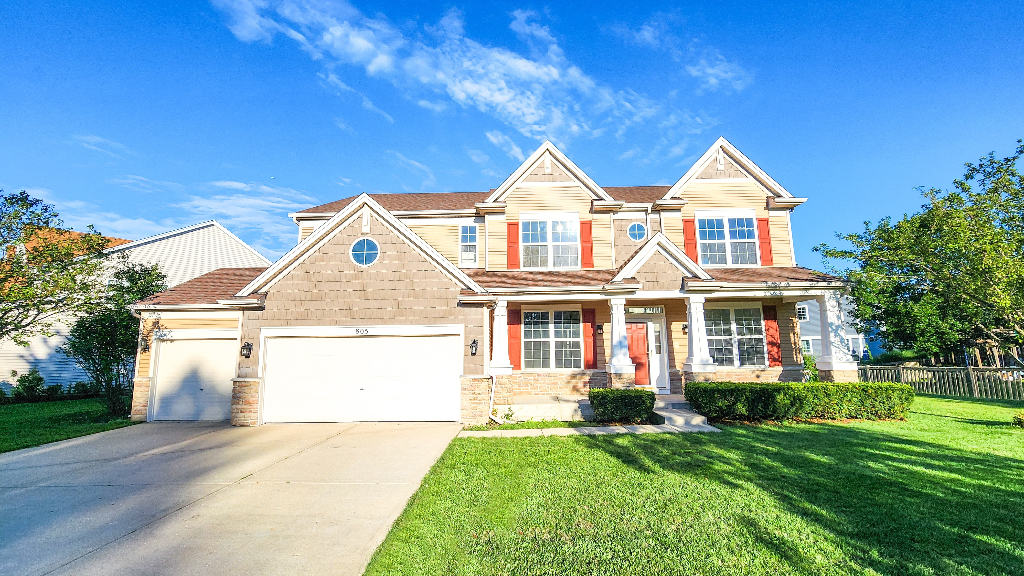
[700, 266, 842, 284]
[135, 267, 267, 306]
[296, 186, 673, 214]
[463, 269, 623, 288]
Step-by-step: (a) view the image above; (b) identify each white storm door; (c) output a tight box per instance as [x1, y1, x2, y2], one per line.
[152, 338, 238, 421]
[261, 333, 462, 423]
[648, 320, 669, 393]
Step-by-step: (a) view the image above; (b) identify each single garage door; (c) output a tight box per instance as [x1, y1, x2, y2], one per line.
[261, 334, 462, 422]
[152, 338, 237, 421]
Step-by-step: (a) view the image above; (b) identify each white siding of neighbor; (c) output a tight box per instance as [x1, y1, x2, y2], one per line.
[0, 222, 269, 390]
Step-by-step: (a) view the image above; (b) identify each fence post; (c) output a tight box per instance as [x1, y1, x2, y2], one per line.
[967, 367, 979, 397]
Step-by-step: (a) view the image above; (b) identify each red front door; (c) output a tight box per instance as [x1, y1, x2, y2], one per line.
[627, 322, 650, 386]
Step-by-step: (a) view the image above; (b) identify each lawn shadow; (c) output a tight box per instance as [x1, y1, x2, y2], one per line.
[577, 423, 1024, 575]
[918, 393, 1024, 410]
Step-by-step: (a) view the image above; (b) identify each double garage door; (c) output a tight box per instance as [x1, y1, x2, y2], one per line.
[150, 330, 462, 422]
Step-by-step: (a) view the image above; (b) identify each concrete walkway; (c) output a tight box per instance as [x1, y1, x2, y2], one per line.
[0, 421, 461, 576]
[459, 421, 719, 437]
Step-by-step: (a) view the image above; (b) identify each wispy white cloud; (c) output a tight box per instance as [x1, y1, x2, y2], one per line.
[360, 94, 394, 123]
[212, 2, 701, 147]
[333, 117, 355, 133]
[73, 135, 132, 159]
[109, 175, 185, 194]
[387, 150, 435, 190]
[466, 149, 489, 164]
[485, 130, 525, 162]
[686, 48, 753, 93]
[26, 187, 172, 239]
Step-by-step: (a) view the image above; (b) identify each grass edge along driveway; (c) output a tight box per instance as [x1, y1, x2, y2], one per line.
[366, 395, 1024, 576]
[0, 398, 132, 454]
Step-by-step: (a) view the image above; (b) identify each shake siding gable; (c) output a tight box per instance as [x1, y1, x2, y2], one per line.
[633, 250, 685, 291]
[235, 213, 487, 379]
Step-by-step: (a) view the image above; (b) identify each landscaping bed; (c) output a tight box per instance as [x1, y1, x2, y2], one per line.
[0, 398, 132, 453]
[366, 395, 1024, 576]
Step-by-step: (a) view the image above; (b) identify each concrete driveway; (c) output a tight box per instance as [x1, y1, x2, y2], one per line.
[0, 421, 461, 576]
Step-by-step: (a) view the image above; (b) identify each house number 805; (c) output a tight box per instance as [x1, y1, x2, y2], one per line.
[355, 328, 369, 335]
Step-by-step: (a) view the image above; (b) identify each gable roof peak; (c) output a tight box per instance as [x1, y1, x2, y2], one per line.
[485, 140, 613, 203]
[663, 136, 795, 201]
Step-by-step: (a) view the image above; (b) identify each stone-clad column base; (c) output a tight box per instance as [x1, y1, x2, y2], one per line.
[609, 373, 636, 389]
[818, 369, 860, 383]
[231, 378, 260, 426]
[130, 378, 151, 422]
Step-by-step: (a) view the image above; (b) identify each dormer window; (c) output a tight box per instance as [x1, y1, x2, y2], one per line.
[521, 213, 579, 269]
[697, 213, 759, 266]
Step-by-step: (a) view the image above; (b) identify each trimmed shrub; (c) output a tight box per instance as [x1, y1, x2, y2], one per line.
[11, 369, 45, 402]
[1013, 413, 1024, 428]
[589, 389, 656, 423]
[685, 381, 915, 421]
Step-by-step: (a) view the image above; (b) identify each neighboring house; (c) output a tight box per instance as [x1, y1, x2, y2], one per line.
[796, 297, 869, 361]
[130, 138, 857, 425]
[0, 221, 270, 391]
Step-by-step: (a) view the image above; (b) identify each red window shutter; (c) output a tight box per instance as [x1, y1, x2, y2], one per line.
[682, 218, 699, 262]
[763, 305, 783, 367]
[507, 222, 520, 270]
[583, 308, 596, 369]
[757, 218, 773, 266]
[580, 221, 594, 268]
[508, 308, 522, 371]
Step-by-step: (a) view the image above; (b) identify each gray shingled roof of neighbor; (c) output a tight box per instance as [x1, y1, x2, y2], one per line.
[135, 267, 267, 306]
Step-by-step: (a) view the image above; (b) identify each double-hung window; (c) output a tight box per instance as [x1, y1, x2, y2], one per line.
[796, 304, 809, 322]
[697, 215, 759, 266]
[521, 215, 579, 269]
[704, 306, 768, 367]
[523, 310, 582, 369]
[460, 225, 477, 266]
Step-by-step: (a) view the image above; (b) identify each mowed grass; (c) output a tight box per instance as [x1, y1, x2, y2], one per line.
[367, 395, 1024, 576]
[0, 399, 131, 453]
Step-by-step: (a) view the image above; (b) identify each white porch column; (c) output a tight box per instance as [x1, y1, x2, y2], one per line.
[815, 292, 859, 373]
[684, 296, 717, 373]
[606, 298, 635, 373]
[490, 299, 513, 375]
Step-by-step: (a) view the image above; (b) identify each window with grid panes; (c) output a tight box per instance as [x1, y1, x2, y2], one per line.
[521, 218, 579, 269]
[522, 311, 582, 369]
[698, 217, 759, 265]
[704, 307, 768, 367]
[459, 225, 477, 266]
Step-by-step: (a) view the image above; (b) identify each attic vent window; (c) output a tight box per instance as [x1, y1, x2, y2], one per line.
[717, 148, 725, 171]
[544, 157, 552, 173]
[351, 238, 380, 267]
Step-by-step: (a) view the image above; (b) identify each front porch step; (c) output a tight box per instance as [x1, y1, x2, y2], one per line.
[655, 394, 691, 411]
[655, 407, 708, 427]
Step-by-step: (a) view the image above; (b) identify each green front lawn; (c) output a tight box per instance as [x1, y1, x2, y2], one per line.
[0, 398, 132, 454]
[367, 395, 1024, 576]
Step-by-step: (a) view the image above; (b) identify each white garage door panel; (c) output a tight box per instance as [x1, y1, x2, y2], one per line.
[153, 339, 237, 421]
[262, 335, 461, 423]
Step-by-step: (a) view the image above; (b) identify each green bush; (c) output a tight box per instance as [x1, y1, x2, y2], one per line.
[43, 383, 65, 399]
[70, 381, 100, 395]
[11, 369, 45, 401]
[1013, 413, 1024, 428]
[589, 389, 656, 423]
[685, 381, 915, 421]
[803, 355, 819, 382]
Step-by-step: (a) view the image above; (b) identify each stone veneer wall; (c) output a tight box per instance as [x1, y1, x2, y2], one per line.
[684, 366, 804, 383]
[490, 371, 609, 404]
[818, 369, 859, 383]
[130, 378, 151, 422]
[231, 378, 260, 426]
[461, 376, 491, 424]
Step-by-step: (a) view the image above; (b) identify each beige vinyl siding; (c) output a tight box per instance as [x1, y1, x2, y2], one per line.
[776, 301, 801, 366]
[665, 300, 689, 370]
[522, 155, 574, 183]
[135, 318, 240, 379]
[768, 211, 795, 266]
[405, 223, 460, 265]
[503, 185, 594, 221]
[677, 181, 770, 217]
[486, 215, 507, 270]
[591, 214, 613, 269]
[660, 212, 686, 252]
[299, 226, 316, 242]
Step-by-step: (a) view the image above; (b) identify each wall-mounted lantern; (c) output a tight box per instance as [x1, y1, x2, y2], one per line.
[595, 324, 604, 335]
[470, 339, 479, 356]
[240, 342, 253, 358]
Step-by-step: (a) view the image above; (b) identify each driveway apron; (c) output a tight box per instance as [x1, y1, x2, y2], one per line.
[0, 421, 460, 576]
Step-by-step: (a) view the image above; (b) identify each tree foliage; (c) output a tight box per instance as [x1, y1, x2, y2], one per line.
[817, 141, 1024, 357]
[0, 190, 111, 345]
[62, 259, 167, 417]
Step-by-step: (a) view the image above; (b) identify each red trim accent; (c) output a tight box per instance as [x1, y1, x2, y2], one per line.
[508, 308, 522, 371]
[580, 221, 594, 269]
[757, 218, 773, 266]
[507, 222, 520, 270]
[763, 305, 783, 367]
[583, 308, 596, 369]
[683, 219, 698, 262]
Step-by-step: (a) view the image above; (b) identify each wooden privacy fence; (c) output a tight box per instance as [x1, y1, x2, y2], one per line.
[859, 365, 1024, 400]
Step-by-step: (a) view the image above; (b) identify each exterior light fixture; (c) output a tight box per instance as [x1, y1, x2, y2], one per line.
[240, 342, 253, 358]
[595, 324, 604, 335]
[470, 339, 479, 356]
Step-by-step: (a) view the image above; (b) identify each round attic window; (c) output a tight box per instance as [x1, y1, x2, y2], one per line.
[350, 238, 379, 267]
[628, 222, 647, 241]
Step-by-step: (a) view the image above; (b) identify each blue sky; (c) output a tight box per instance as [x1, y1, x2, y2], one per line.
[1, 0, 1022, 264]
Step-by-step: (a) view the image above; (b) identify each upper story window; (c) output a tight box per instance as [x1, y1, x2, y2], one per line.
[705, 306, 767, 367]
[628, 222, 647, 241]
[796, 305, 809, 322]
[698, 216, 759, 266]
[521, 215, 579, 269]
[460, 225, 477, 266]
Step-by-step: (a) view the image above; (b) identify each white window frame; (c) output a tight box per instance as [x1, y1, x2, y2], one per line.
[520, 212, 581, 271]
[800, 339, 812, 355]
[796, 305, 809, 322]
[459, 224, 478, 267]
[628, 222, 647, 242]
[704, 303, 769, 368]
[520, 304, 584, 371]
[694, 210, 761, 268]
